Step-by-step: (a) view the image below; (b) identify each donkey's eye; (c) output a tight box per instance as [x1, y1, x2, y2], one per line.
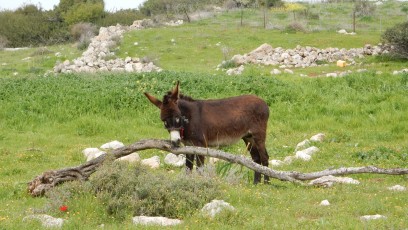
[175, 118, 180, 123]
[164, 121, 168, 127]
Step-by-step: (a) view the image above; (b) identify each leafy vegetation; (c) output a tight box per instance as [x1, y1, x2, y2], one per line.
[382, 21, 408, 59]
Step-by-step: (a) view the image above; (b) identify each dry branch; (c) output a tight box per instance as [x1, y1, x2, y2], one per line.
[28, 139, 408, 197]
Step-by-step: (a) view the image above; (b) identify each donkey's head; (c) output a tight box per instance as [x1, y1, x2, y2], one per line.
[144, 82, 186, 146]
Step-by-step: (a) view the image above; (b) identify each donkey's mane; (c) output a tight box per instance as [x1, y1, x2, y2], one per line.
[163, 91, 195, 102]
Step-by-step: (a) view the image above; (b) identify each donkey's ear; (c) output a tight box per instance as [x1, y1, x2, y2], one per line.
[144, 92, 162, 109]
[171, 81, 180, 100]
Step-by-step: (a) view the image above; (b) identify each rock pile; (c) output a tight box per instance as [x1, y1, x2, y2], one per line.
[54, 19, 162, 73]
[228, 43, 388, 69]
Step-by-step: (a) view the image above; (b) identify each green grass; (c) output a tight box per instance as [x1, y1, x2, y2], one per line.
[0, 72, 407, 229]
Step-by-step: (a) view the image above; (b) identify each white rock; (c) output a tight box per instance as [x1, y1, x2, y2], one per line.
[326, 72, 338, 77]
[209, 157, 220, 164]
[164, 153, 185, 167]
[387, 185, 406, 191]
[302, 146, 320, 155]
[100, 140, 124, 150]
[337, 29, 347, 34]
[201, 200, 235, 218]
[310, 133, 325, 142]
[284, 69, 294, 74]
[269, 159, 284, 167]
[125, 63, 134, 72]
[141, 156, 160, 169]
[309, 175, 360, 187]
[270, 68, 281, 75]
[23, 214, 65, 228]
[116, 153, 141, 163]
[82, 148, 106, 161]
[360, 214, 386, 221]
[295, 139, 311, 151]
[132, 216, 182, 226]
[320, 200, 330, 206]
[295, 151, 311, 161]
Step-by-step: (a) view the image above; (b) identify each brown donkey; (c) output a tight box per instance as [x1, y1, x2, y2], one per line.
[144, 82, 270, 184]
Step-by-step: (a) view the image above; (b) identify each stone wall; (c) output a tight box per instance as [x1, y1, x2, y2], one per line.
[54, 19, 163, 73]
[228, 43, 388, 69]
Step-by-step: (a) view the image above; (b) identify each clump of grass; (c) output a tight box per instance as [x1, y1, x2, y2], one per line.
[283, 22, 308, 33]
[89, 158, 221, 220]
[30, 47, 53, 56]
[353, 146, 408, 162]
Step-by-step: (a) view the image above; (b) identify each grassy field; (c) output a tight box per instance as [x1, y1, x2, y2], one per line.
[0, 72, 407, 229]
[0, 1, 408, 229]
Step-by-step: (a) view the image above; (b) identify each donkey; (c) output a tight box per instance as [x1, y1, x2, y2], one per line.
[144, 82, 270, 184]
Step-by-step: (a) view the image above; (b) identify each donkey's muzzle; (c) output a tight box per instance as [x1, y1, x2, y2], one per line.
[170, 130, 181, 147]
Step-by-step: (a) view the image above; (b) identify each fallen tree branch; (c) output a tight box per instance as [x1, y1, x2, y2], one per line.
[28, 139, 408, 196]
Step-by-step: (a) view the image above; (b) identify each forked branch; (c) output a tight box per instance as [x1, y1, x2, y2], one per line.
[28, 139, 408, 196]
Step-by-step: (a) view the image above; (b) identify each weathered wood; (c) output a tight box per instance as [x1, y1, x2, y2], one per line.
[28, 139, 408, 197]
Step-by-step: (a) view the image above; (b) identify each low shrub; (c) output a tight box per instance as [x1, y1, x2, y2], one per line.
[89, 159, 221, 219]
[70, 23, 97, 42]
[283, 22, 307, 33]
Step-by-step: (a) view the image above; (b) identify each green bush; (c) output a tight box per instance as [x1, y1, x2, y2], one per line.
[96, 9, 144, 27]
[89, 159, 221, 219]
[0, 6, 70, 47]
[382, 21, 408, 59]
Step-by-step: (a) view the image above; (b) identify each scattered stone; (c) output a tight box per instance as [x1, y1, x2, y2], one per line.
[284, 69, 294, 74]
[360, 214, 386, 221]
[393, 68, 408, 75]
[23, 214, 65, 228]
[319, 200, 330, 206]
[132, 216, 182, 226]
[164, 20, 184, 26]
[295, 151, 311, 161]
[270, 68, 281, 75]
[201, 200, 235, 218]
[269, 159, 284, 167]
[226, 65, 244, 75]
[295, 146, 319, 161]
[116, 153, 140, 163]
[309, 175, 360, 187]
[295, 139, 311, 151]
[141, 156, 160, 169]
[164, 153, 185, 167]
[326, 72, 338, 77]
[310, 133, 325, 142]
[387, 185, 406, 191]
[100, 140, 124, 150]
[209, 157, 220, 164]
[82, 148, 106, 161]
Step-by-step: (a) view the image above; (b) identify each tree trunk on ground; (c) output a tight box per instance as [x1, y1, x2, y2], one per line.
[28, 139, 408, 197]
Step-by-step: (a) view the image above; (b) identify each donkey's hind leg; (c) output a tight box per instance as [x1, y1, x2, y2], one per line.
[254, 137, 270, 184]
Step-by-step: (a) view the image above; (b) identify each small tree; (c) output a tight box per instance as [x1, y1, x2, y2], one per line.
[382, 21, 408, 59]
